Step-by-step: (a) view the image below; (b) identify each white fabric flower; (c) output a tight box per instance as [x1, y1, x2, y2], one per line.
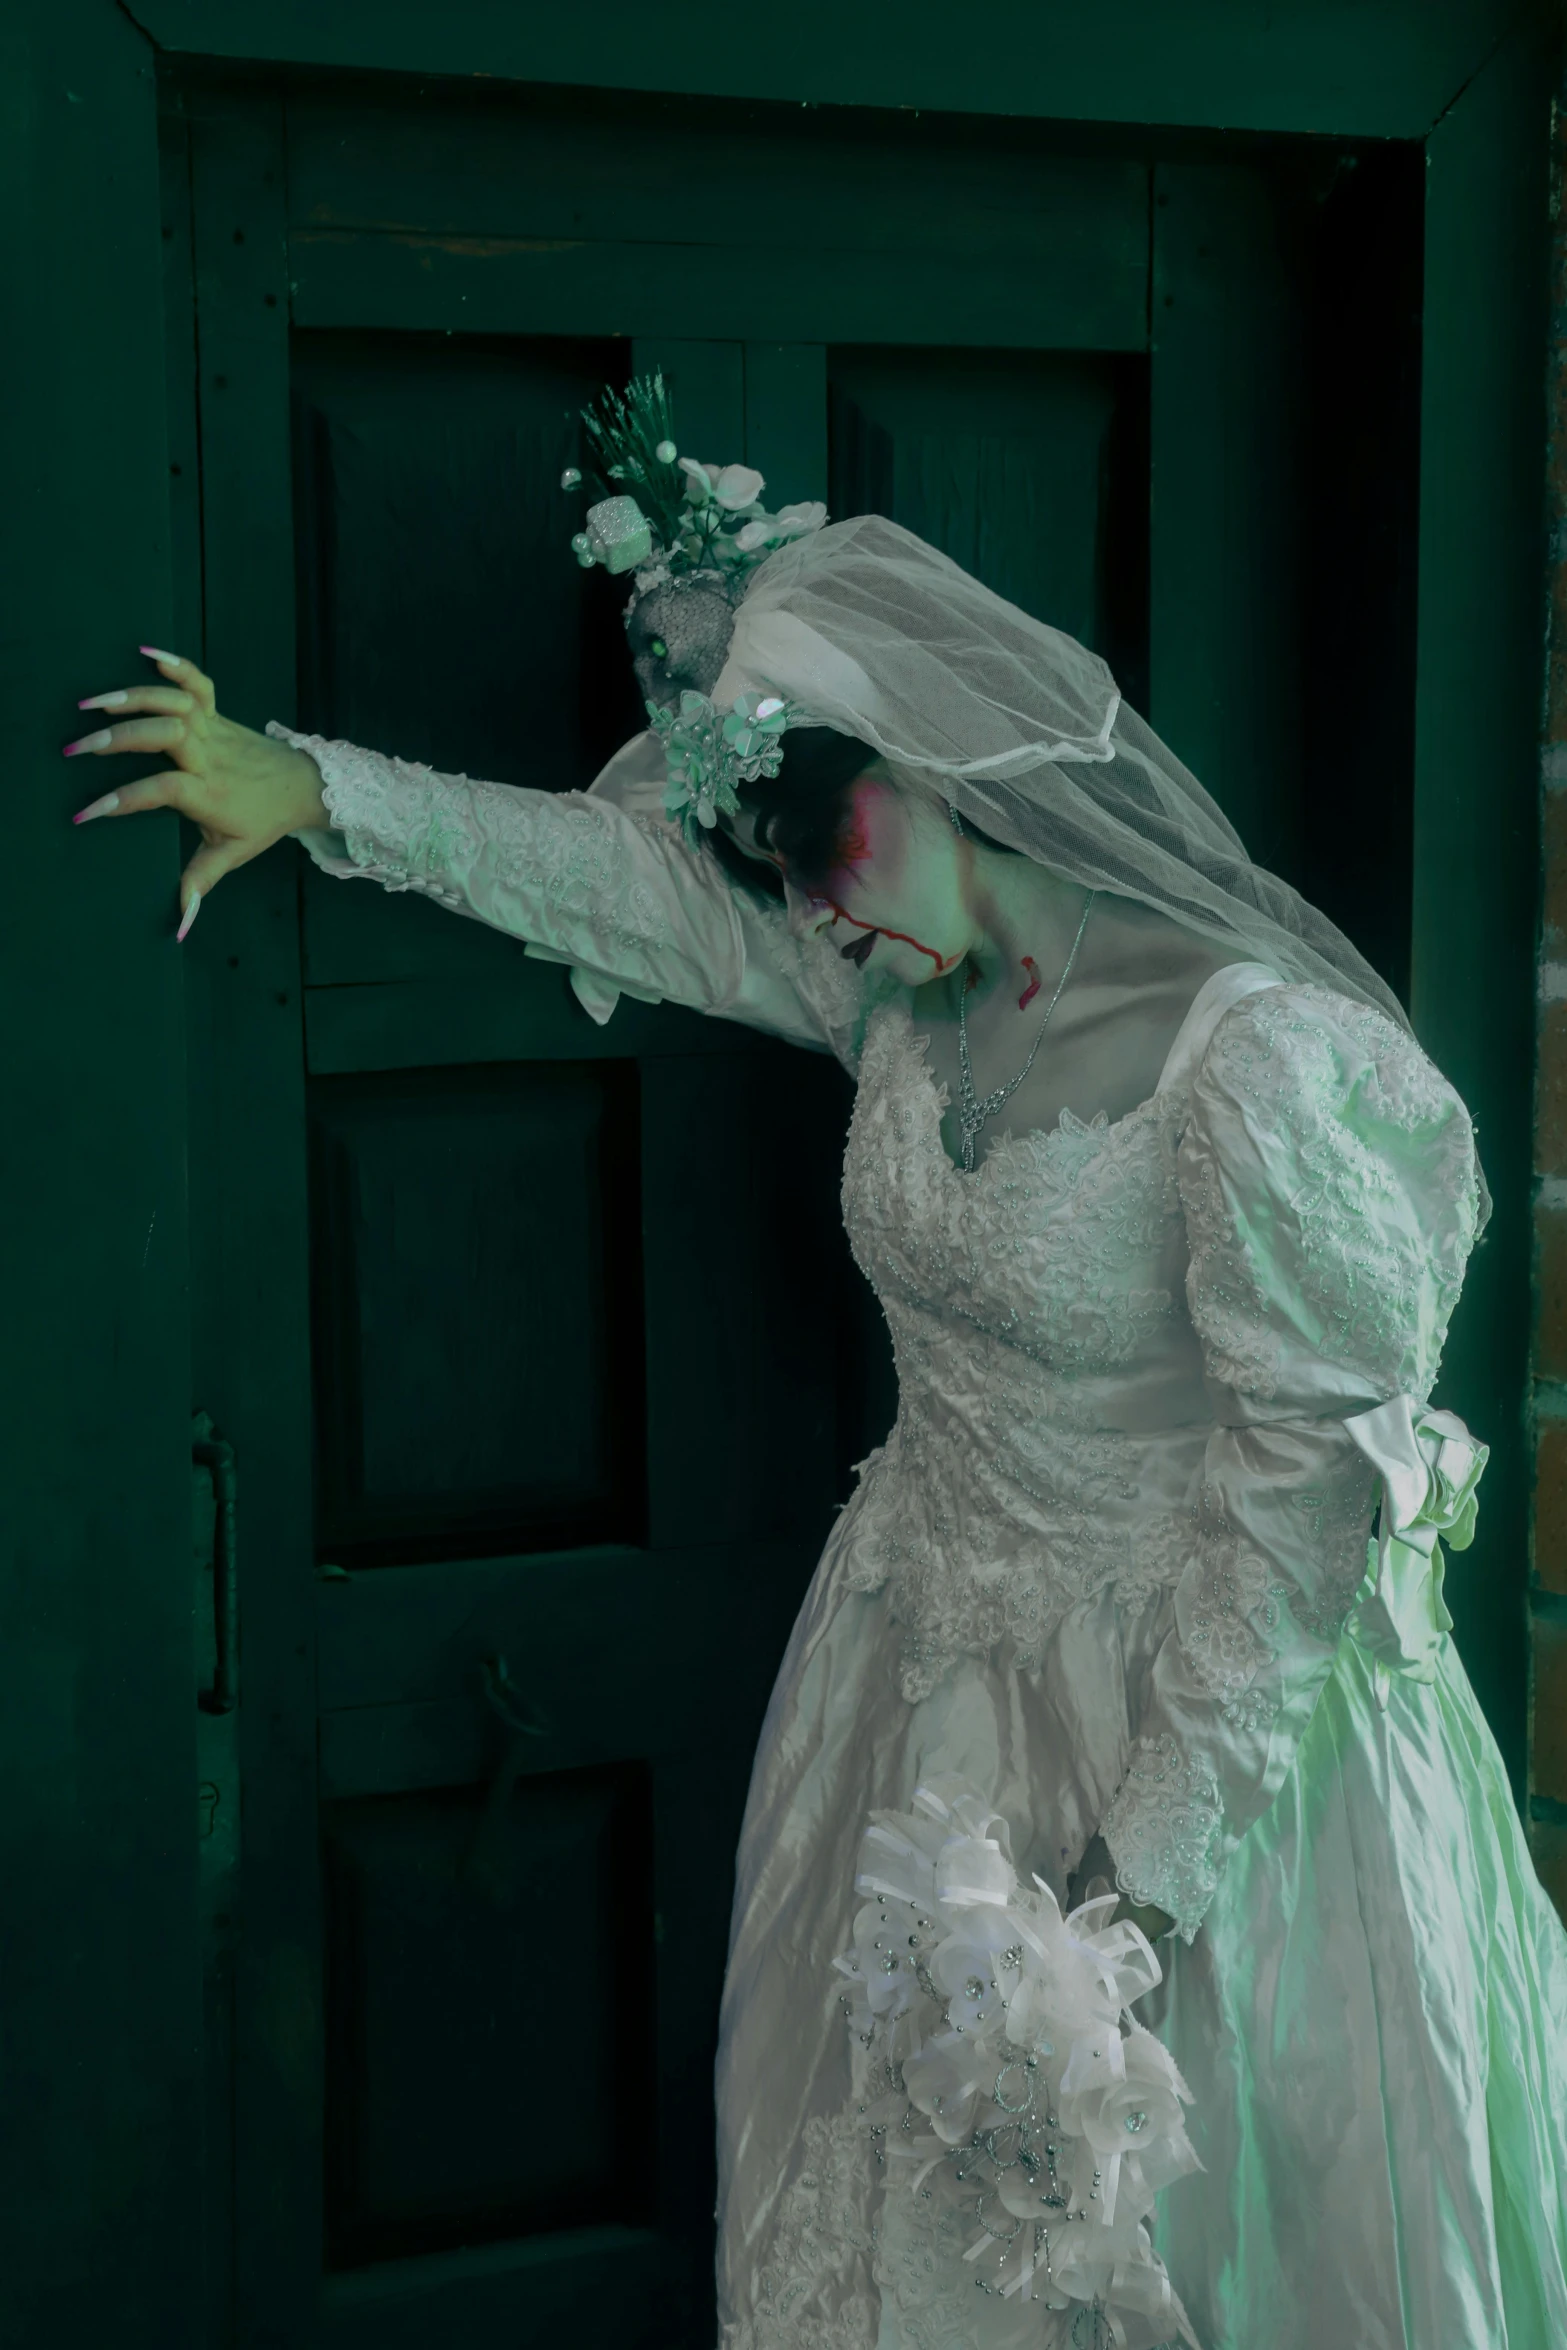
[772, 500, 828, 537]
[734, 500, 829, 555]
[677, 458, 766, 512]
[927, 1925, 1013, 2036]
[711, 463, 765, 510]
[1060, 2019, 1191, 2162]
[842, 1897, 920, 2023]
[900, 2029, 987, 2144]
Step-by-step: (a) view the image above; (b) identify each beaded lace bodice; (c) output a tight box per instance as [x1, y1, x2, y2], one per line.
[837, 1002, 1208, 1707]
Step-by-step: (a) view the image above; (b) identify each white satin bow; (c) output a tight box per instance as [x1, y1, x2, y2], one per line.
[1343, 1394, 1488, 1705]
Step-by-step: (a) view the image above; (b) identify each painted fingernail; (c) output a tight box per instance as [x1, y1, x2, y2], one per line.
[78, 691, 129, 710]
[63, 730, 113, 756]
[176, 892, 202, 943]
[140, 645, 182, 665]
[72, 792, 121, 824]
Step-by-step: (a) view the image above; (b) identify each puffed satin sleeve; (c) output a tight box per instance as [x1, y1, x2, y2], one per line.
[1100, 980, 1488, 1943]
[265, 722, 885, 1071]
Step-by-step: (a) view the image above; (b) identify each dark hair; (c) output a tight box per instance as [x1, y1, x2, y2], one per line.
[703, 725, 877, 900]
[701, 722, 1020, 900]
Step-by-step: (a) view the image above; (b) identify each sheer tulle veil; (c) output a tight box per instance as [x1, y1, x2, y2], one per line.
[706, 514, 1410, 1034]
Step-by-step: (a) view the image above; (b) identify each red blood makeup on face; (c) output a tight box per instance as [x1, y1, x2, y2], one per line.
[830, 803, 872, 874]
[824, 899, 950, 972]
[820, 775, 897, 897]
[816, 777, 961, 975]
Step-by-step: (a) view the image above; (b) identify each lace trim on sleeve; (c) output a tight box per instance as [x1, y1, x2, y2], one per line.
[269, 724, 674, 952]
[1101, 1733, 1224, 1946]
[272, 724, 469, 897]
[1175, 1495, 1285, 1736]
[1171, 1459, 1375, 1744]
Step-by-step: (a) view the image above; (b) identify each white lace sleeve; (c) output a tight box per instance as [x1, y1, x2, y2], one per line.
[1101, 981, 1486, 1942]
[268, 723, 887, 1069]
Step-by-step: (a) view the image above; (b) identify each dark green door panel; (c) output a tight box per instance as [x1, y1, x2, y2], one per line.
[309, 1060, 647, 1566]
[292, 332, 640, 793]
[829, 344, 1150, 711]
[319, 1760, 658, 2267]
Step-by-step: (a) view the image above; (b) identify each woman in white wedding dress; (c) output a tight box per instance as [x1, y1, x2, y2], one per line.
[71, 503, 1567, 2346]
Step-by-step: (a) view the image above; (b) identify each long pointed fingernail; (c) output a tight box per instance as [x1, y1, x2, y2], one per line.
[140, 646, 182, 665]
[72, 792, 121, 824]
[63, 731, 113, 756]
[176, 892, 202, 943]
[78, 691, 129, 710]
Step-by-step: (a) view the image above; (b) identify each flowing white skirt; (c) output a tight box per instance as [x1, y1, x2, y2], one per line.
[716, 1553, 1567, 2349]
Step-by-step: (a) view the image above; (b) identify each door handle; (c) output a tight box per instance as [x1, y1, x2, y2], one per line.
[192, 1411, 239, 1715]
[460, 1654, 549, 1908]
[479, 1651, 549, 1743]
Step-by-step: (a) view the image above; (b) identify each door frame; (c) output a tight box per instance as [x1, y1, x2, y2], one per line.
[7, 3, 1552, 2342]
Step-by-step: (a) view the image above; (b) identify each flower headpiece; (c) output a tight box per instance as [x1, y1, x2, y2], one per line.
[562, 373, 827, 844]
[648, 687, 812, 849]
[562, 369, 827, 592]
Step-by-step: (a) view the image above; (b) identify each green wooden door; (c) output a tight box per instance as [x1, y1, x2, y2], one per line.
[159, 66, 1424, 2350]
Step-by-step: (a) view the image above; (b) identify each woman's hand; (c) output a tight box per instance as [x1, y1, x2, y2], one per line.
[67, 648, 329, 937]
[1068, 1830, 1175, 1944]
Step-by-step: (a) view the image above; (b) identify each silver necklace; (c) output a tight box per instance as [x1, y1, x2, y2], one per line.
[955, 890, 1095, 1173]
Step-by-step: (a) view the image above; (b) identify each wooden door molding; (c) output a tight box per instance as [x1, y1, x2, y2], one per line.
[0, 6, 199, 2346]
[1412, 4, 1556, 1791]
[182, 82, 324, 2350]
[1148, 161, 1310, 874]
[123, 0, 1538, 140]
[278, 102, 1149, 357]
[286, 227, 1146, 354]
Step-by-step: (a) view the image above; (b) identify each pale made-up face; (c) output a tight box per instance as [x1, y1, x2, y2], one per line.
[726, 766, 975, 990]
[783, 770, 976, 989]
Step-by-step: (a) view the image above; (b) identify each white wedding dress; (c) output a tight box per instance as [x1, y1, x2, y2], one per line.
[274, 720, 1567, 2349]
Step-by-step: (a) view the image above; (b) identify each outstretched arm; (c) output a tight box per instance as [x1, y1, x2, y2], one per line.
[267, 720, 881, 1063]
[65, 649, 884, 1067]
